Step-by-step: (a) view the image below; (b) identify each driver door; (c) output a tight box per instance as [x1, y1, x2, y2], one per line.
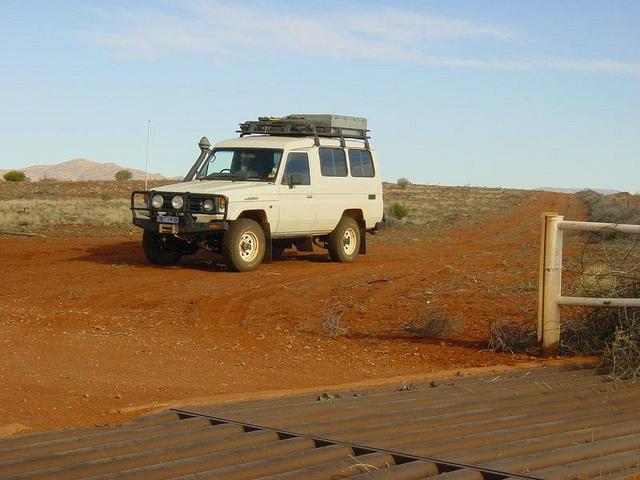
[276, 152, 316, 234]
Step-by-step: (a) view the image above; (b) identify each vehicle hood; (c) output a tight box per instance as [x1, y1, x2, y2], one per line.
[153, 180, 276, 198]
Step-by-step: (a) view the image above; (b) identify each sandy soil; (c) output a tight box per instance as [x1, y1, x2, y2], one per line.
[0, 191, 584, 432]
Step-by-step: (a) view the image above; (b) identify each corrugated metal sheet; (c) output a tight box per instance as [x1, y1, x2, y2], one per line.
[1, 365, 639, 479]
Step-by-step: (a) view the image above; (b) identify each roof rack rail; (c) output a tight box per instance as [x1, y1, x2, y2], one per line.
[237, 114, 370, 148]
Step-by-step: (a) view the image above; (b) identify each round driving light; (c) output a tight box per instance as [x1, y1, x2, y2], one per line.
[151, 194, 164, 209]
[171, 195, 184, 209]
[203, 199, 215, 212]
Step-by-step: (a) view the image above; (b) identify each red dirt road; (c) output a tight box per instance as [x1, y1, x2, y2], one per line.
[0, 192, 584, 432]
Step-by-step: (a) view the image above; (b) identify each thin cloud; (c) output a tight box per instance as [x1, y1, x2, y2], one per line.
[86, 1, 640, 76]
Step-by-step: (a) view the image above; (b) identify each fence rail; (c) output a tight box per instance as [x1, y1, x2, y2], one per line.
[537, 213, 640, 354]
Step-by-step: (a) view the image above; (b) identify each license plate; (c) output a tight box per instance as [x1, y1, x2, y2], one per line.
[157, 215, 179, 224]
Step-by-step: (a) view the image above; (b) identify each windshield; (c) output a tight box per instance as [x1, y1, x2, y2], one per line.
[197, 148, 283, 181]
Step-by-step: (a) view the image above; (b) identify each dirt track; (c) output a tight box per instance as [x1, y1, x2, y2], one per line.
[0, 191, 584, 432]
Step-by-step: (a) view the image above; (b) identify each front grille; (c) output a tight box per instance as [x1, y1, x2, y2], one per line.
[154, 192, 221, 214]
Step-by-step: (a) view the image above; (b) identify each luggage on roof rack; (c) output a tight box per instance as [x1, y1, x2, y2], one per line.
[238, 114, 369, 147]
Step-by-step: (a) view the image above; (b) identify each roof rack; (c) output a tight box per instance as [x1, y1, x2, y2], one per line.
[238, 114, 370, 148]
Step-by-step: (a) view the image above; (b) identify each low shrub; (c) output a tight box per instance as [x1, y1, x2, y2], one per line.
[322, 301, 347, 338]
[600, 311, 640, 381]
[389, 203, 409, 220]
[405, 308, 459, 338]
[3, 170, 27, 182]
[577, 190, 640, 225]
[487, 320, 537, 354]
[115, 169, 133, 181]
[397, 177, 411, 189]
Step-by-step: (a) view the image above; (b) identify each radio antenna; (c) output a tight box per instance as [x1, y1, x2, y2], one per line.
[144, 120, 151, 190]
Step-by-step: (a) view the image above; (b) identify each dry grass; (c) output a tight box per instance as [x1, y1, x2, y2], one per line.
[382, 182, 529, 229]
[0, 180, 172, 235]
[0, 199, 131, 230]
[600, 311, 640, 381]
[487, 320, 537, 354]
[322, 301, 347, 338]
[0, 180, 171, 201]
[404, 308, 459, 338]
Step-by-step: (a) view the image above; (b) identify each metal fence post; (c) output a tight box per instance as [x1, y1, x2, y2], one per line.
[540, 214, 564, 355]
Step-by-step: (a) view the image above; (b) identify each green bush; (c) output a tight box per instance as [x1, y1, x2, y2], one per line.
[114, 169, 133, 181]
[3, 170, 27, 182]
[100, 192, 113, 202]
[389, 202, 409, 220]
[397, 177, 411, 189]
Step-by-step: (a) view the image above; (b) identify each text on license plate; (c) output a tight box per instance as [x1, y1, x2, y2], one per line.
[157, 215, 179, 224]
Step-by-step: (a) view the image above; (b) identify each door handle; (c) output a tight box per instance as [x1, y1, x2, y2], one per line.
[306, 195, 313, 198]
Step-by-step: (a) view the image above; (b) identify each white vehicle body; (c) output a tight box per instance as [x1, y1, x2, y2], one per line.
[152, 135, 383, 237]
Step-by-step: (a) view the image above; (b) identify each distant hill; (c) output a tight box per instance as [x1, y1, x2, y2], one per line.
[0, 159, 167, 182]
[536, 187, 620, 195]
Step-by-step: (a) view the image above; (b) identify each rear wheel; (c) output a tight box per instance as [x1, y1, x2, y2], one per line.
[142, 230, 183, 266]
[221, 219, 265, 272]
[328, 217, 360, 263]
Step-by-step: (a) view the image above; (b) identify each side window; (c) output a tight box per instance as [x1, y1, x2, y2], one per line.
[319, 148, 348, 177]
[348, 149, 375, 177]
[281, 152, 311, 185]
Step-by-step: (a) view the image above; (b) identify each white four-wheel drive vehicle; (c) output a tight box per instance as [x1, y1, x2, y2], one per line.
[131, 114, 385, 272]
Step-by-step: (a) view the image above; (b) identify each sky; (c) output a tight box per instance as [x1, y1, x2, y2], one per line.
[1, 0, 639, 191]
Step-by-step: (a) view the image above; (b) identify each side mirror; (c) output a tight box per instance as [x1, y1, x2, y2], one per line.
[288, 174, 303, 189]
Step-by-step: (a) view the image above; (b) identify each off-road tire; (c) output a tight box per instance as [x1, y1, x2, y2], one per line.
[328, 216, 360, 263]
[221, 219, 265, 272]
[142, 230, 183, 266]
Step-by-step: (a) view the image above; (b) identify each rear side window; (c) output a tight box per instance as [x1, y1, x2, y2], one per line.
[281, 152, 311, 185]
[348, 149, 375, 177]
[319, 148, 348, 177]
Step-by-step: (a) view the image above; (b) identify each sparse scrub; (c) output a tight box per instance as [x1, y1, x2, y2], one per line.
[114, 169, 133, 181]
[322, 301, 347, 338]
[382, 183, 528, 229]
[563, 307, 640, 382]
[397, 177, 411, 189]
[577, 189, 640, 225]
[3, 170, 27, 182]
[389, 202, 408, 220]
[100, 192, 113, 202]
[405, 308, 458, 338]
[562, 237, 640, 381]
[0, 198, 130, 230]
[487, 320, 536, 354]
[600, 311, 640, 381]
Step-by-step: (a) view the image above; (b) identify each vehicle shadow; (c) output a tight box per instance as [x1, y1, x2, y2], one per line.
[277, 252, 332, 263]
[70, 241, 333, 270]
[68, 240, 228, 272]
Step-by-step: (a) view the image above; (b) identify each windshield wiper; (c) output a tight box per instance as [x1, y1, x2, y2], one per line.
[199, 172, 238, 181]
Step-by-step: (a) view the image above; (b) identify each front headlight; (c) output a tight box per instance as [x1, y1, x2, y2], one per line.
[202, 199, 215, 212]
[216, 197, 227, 212]
[171, 195, 184, 209]
[151, 194, 164, 209]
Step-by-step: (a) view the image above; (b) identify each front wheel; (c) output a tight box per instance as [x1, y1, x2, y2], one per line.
[142, 230, 183, 266]
[221, 219, 265, 272]
[328, 217, 361, 263]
